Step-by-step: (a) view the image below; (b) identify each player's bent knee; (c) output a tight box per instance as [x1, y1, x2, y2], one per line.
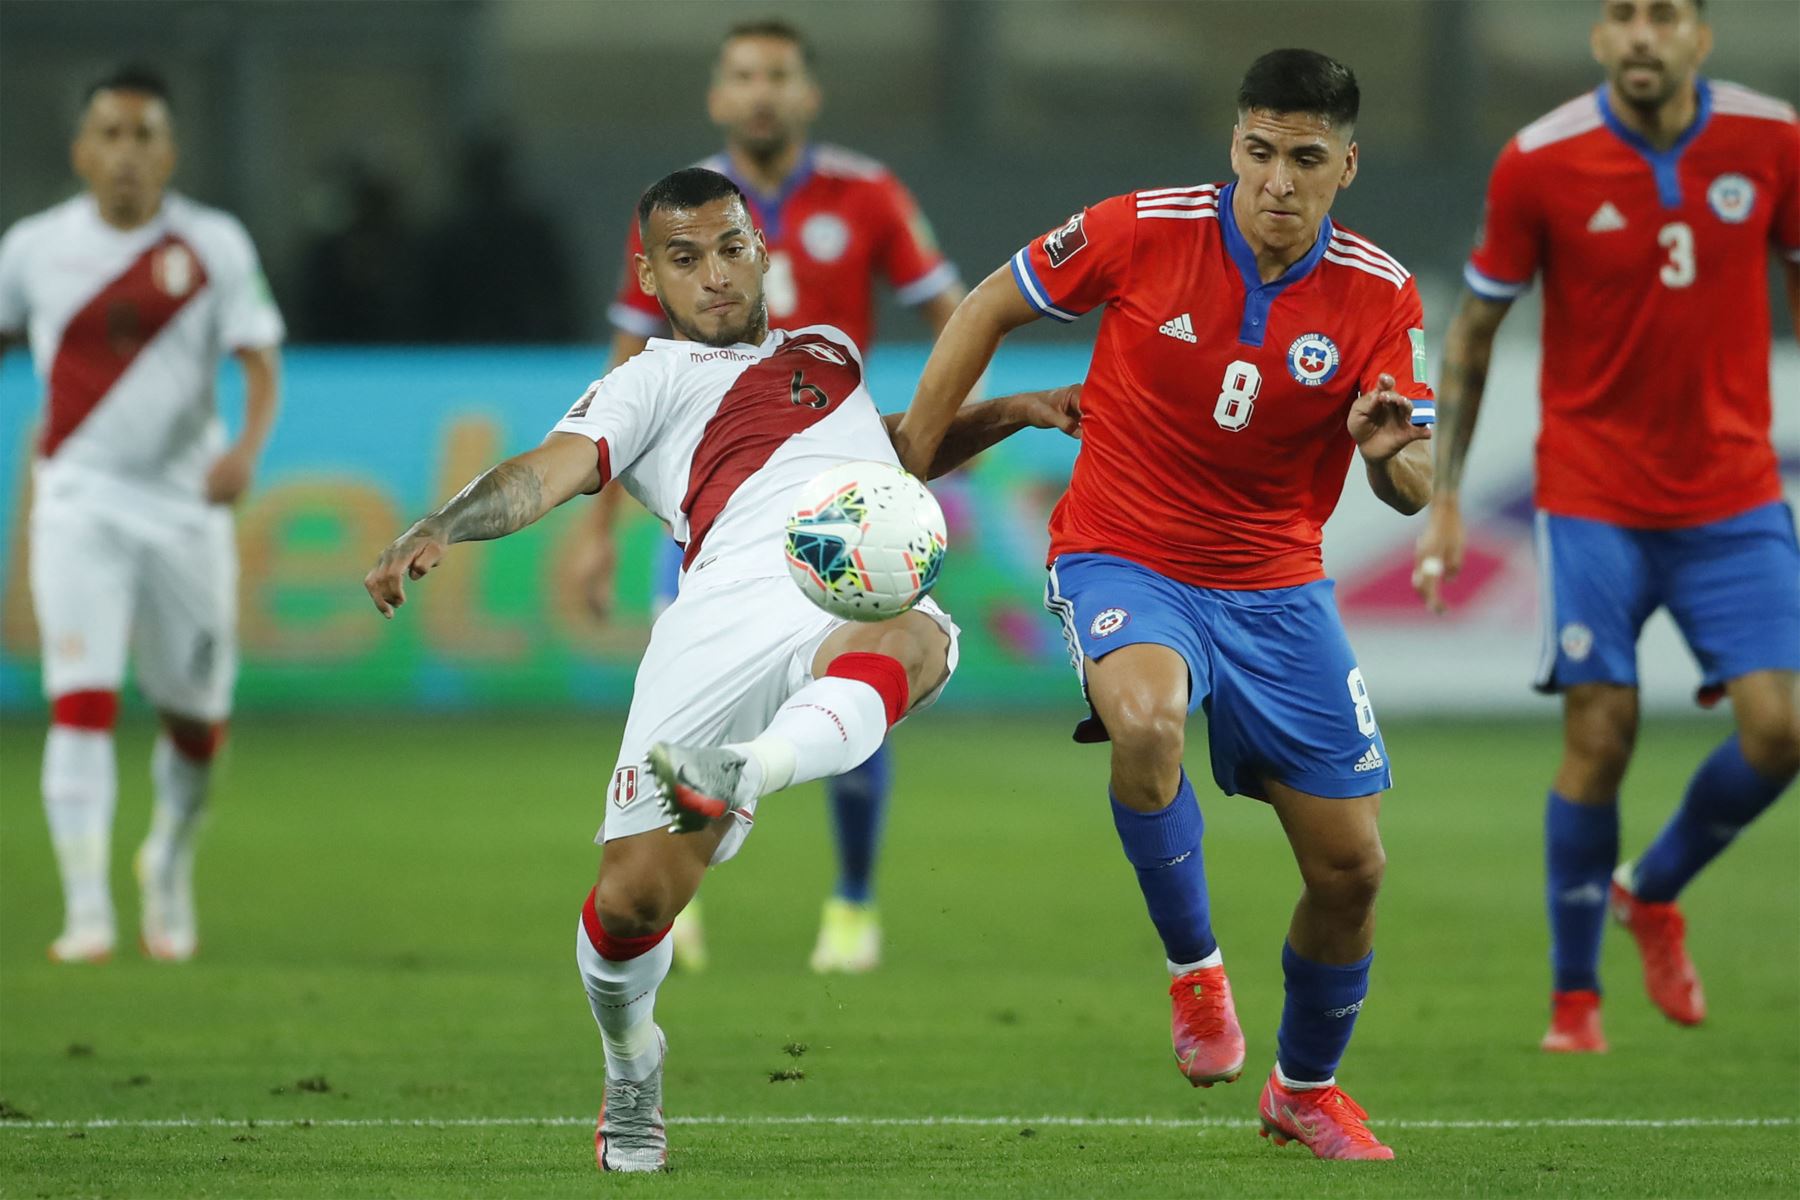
[1300, 845, 1386, 913]
[1105, 703, 1186, 769]
[592, 874, 677, 941]
[1739, 714, 1800, 778]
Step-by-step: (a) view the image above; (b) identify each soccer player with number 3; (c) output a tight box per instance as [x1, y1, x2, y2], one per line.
[1415, 0, 1799, 1055]
[898, 49, 1435, 1160]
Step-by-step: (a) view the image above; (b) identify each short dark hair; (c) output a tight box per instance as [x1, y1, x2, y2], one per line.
[636, 167, 750, 236]
[84, 63, 172, 112]
[1236, 49, 1358, 131]
[721, 18, 815, 69]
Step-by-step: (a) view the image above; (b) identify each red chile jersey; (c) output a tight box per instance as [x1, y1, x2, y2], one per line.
[1012, 182, 1433, 590]
[610, 145, 958, 351]
[1465, 80, 1800, 528]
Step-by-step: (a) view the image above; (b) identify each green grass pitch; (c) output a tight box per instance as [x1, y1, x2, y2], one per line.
[1, 713, 1795, 1197]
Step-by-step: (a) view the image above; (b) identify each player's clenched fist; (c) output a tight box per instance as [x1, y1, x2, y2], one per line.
[364, 523, 450, 619]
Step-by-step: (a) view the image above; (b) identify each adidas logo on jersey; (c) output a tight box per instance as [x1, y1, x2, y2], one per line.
[1586, 202, 1627, 233]
[1159, 313, 1196, 343]
[1353, 745, 1385, 773]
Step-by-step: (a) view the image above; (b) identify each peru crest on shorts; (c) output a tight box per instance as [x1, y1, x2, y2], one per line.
[1286, 332, 1340, 387]
[610, 765, 639, 809]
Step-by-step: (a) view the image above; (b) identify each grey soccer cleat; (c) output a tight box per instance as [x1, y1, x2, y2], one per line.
[647, 743, 746, 834]
[595, 1027, 668, 1173]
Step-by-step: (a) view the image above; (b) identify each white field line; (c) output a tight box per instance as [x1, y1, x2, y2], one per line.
[0, 1114, 1794, 1132]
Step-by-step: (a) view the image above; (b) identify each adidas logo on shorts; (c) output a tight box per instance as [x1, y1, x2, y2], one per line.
[1158, 313, 1197, 343]
[1353, 745, 1384, 773]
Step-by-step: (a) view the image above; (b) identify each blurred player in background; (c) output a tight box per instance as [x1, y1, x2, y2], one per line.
[898, 50, 1434, 1161]
[1415, 0, 1799, 1054]
[0, 66, 285, 964]
[576, 18, 966, 975]
[365, 168, 1075, 1173]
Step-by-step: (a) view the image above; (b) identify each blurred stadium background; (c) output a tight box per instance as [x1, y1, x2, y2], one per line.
[1, 0, 1795, 718]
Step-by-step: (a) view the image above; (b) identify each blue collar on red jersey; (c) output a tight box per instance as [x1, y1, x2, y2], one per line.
[713, 146, 817, 242]
[1217, 182, 1333, 348]
[1596, 78, 1713, 209]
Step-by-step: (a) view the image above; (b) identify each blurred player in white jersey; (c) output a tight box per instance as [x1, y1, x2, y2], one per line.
[0, 66, 285, 964]
[365, 168, 1075, 1173]
[578, 19, 966, 974]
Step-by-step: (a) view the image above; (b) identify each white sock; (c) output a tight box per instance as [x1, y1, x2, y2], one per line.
[147, 735, 210, 859]
[1275, 1062, 1334, 1091]
[577, 922, 673, 1082]
[725, 677, 888, 803]
[42, 726, 117, 931]
[1168, 947, 1224, 975]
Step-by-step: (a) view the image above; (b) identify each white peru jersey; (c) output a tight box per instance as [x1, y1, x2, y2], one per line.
[552, 324, 898, 589]
[0, 192, 285, 501]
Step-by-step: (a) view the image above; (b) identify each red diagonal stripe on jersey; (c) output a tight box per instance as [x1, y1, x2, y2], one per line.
[681, 333, 863, 568]
[42, 234, 210, 457]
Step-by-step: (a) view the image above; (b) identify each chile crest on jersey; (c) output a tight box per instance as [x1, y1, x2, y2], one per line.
[1286, 331, 1341, 386]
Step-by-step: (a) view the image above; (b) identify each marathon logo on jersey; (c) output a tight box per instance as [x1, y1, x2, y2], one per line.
[1286, 332, 1341, 387]
[794, 341, 848, 366]
[1707, 173, 1756, 224]
[1089, 607, 1129, 638]
[610, 765, 640, 810]
[1043, 213, 1089, 268]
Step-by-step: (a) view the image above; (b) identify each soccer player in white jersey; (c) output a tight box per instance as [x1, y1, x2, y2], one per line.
[363, 167, 1076, 1173]
[0, 66, 285, 965]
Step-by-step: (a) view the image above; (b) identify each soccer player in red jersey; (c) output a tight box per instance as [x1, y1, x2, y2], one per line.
[0, 67, 284, 965]
[1414, 0, 1799, 1055]
[899, 49, 1434, 1161]
[577, 19, 964, 974]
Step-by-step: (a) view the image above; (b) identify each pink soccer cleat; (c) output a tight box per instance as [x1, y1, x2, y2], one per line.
[1258, 1070, 1395, 1160]
[1169, 965, 1245, 1087]
[1610, 870, 1705, 1026]
[1540, 989, 1608, 1053]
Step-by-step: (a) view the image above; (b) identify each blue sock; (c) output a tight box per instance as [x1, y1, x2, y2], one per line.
[1634, 735, 1793, 903]
[1110, 771, 1215, 964]
[827, 743, 891, 905]
[1544, 790, 1618, 993]
[1276, 943, 1372, 1084]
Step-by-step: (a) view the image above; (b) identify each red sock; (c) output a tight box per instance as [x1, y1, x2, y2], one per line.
[825, 652, 910, 727]
[581, 887, 671, 961]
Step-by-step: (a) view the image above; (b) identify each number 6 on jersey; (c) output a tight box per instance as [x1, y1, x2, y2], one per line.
[1215, 360, 1261, 431]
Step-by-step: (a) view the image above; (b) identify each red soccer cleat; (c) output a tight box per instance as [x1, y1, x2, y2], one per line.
[1258, 1071, 1395, 1160]
[1611, 873, 1705, 1026]
[1540, 989, 1608, 1053]
[1169, 965, 1245, 1087]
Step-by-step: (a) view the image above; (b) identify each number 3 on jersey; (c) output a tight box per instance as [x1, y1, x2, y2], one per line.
[1215, 360, 1261, 431]
[1658, 222, 1694, 289]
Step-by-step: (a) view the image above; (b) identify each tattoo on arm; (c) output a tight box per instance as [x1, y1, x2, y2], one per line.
[428, 460, 547, 544]
[1435, 293, 1507, 493]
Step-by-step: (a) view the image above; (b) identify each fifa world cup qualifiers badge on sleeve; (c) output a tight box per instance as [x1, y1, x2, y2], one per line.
[1406, 328, 1436, 427]
[785, 461, 947, 622]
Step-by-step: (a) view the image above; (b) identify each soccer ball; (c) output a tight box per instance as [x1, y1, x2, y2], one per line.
[784, 461, 947, 622]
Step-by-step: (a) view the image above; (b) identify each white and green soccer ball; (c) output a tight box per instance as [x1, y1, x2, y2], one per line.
[784, 461, 947, 622]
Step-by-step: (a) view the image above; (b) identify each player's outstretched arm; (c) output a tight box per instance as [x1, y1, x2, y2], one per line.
[894, 265, 1039, 478]
[364, 431, 602, 618]
[1412, 289, 1512, 612]
[882, 384, 1080, 479]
